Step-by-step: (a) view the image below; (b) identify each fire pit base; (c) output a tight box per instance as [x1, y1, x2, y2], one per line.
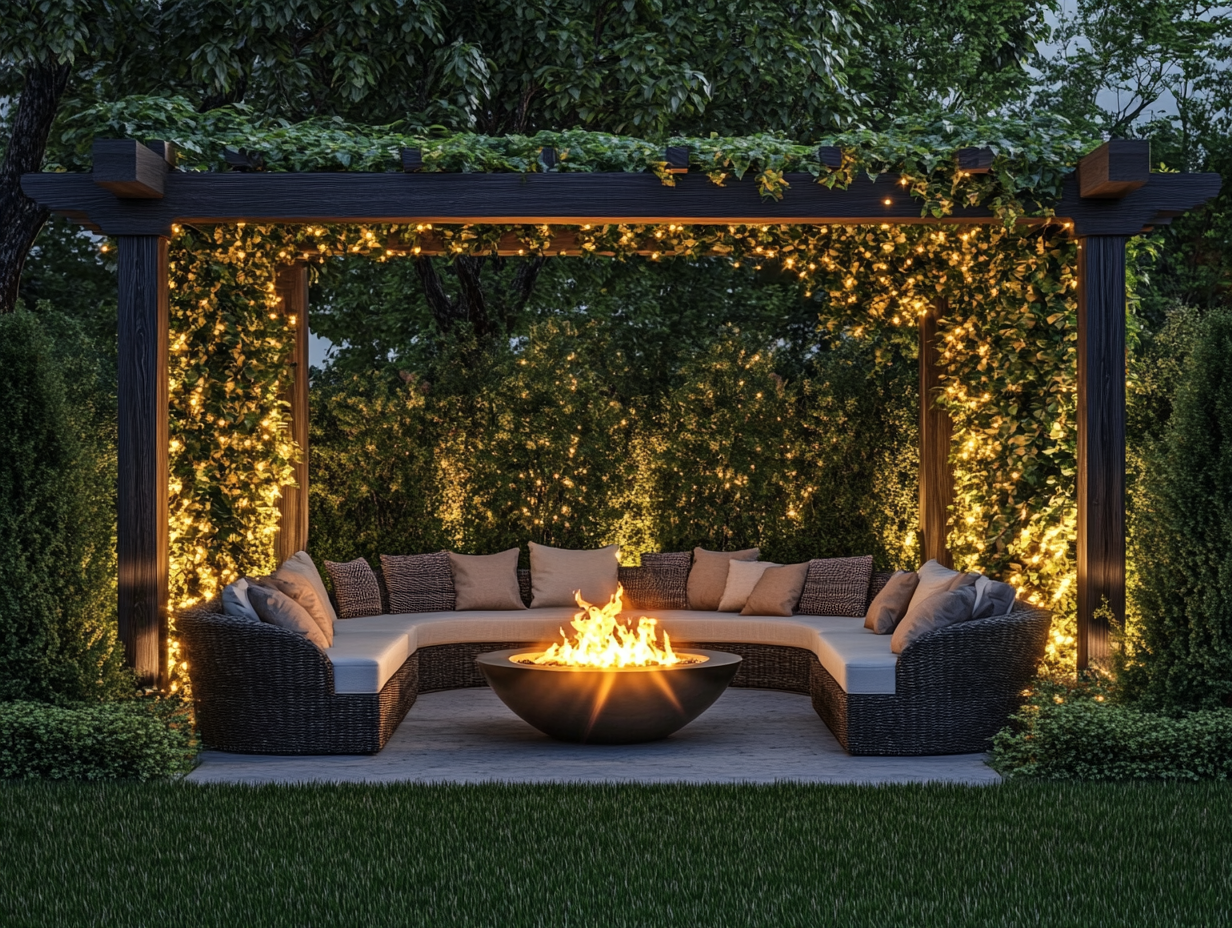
[475, 649, 742, 744]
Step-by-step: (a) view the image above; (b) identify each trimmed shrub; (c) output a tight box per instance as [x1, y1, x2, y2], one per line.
[1125, 308, 1232, 708]
[0, 308, 130, 703]
[0, 700, 198, 781]
[991, 691, 1232, 781]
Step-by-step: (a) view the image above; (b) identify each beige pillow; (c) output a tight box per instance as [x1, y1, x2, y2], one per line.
[890, 585, 977, 654]
[717, 559, 779, 612]
[278, 551, 339, 626]
[448, 549, 527, 611]
[247, 582, 329, 650]
[864, 570, 919, 634]
[529, 542, 620, 607]
[741, 563, 810, 616]
[687, 547, 760, 611]
[272, 566, 335, 646]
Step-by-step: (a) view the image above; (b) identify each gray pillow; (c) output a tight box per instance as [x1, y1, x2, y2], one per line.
[271, 568, 335, 646]
[864, 570, 918, 634]
[890, 585, 977, 654]
[973, 578, 1016, 619]
[448, 548, 527, 611]
[687, 547, 760, 611]
[221, 578, 261, 622]
[247, 582, 329, 650]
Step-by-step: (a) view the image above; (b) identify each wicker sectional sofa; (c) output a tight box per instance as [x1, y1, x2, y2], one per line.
[177, 568, 1049, 757]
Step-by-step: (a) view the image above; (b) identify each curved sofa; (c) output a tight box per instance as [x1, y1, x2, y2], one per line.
[177, 568, 1050, 757]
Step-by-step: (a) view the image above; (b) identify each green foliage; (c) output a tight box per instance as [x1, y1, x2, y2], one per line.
[0, 307, 129, 703]
[991, 678, 1232, 780]
[0, 698, 197, 781]
[1123, 309, 1232, 708]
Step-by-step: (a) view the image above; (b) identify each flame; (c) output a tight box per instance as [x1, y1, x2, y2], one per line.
[533, 584, 681, 668]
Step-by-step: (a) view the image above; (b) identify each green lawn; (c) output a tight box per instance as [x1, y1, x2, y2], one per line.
[2, 781, 1230, 927]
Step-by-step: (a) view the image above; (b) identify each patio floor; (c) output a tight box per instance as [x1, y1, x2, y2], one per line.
[187, 687, 1001, 785]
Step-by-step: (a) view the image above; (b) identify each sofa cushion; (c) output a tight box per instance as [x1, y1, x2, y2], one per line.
[449, 549, 526, 611]
[973, 577, 1016, 619]
[891, 585, 977, 654]
[270, 568, 335, 646]
[248, 582, 329, 650]
[687, 547, 760, 610]
[903, 559, 962, 624]
[717, 559, 779, 612]
[529, 542, 619, 607]
[381, 551, 455, 613]
[221, 578, 260, 622]
[327, 619, 413, 695]
[797, 555, 874, 617]
[324, 557, 384, 619]
[742, 562, 809, 616]
[864, 570, 918, 634]
[278, 551, 338, 627]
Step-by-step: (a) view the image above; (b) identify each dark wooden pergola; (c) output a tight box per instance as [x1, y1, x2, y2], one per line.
[22, 139, 1220, 685]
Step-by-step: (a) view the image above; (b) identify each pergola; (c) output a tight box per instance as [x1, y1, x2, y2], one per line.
[22, 138, 1221, 686]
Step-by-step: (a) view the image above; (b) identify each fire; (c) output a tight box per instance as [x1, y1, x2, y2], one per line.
[533, 584, 683, 668]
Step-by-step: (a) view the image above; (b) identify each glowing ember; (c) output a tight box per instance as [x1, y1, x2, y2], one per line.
[532, 584, 687, 668]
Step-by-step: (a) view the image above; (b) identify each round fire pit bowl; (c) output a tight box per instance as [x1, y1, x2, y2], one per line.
[475, 649, 742, 744]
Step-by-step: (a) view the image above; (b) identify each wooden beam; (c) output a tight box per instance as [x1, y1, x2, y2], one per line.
[956, 147, 995, 174]
[93, 139, 169, 199]
[1079, 140, 1150, 199]
[1076, 235, 1128, 668]
[274, 264, 310, 563]
[665, 146, 689, 173]
[117, 236, 169, 687]
[401, 148, 423, 172]
[919, 303, 955, 567]
[816, 146, 842, 169]
[22, 160, 1219, 238]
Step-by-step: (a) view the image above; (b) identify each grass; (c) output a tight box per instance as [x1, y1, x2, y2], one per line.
[2, 781, 1231, 927]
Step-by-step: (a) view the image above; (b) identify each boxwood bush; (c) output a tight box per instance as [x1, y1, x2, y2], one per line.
[991, 681, 1232, 781]
[0, 700, 198, 781]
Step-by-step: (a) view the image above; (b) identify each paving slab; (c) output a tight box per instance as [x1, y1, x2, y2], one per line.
[188, 687, 1000, 786]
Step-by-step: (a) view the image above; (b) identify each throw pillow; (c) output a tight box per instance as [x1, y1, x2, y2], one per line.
[247, 582, 329, 650]
[717, 559, 780, 612]
[899, 558, 963, 627]
[948, 571, 979, 590]
[796, 555, 875, 616]
[742, 563, 810, 616]
[687, 547, 760, 611]
[270, 568, 335, 646]
[631, 552, 691, 610]
[529, 542, 620, 607]
[381, 552, 456, 613]
[220, 578, 260, 622]
[973, 578, 1016, 619]
[864, 570, 919, 634]
[448, 549, 527, 611]
[324, 558, 384, 619]
[891, 585, 977, 654]
[277, 551, 339, 627]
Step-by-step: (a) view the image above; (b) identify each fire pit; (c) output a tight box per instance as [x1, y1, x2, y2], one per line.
[476, 586, 741, 744]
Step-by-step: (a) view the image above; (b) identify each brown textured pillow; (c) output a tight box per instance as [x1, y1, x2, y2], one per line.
[270, 567, 334, 646]
[741, 563, 810, 616]
[890, 585, 977, 654]
[247, 582, 329, 650]
[325, 558, 384, 620]
[626, 552, 691, 610]
[448, 548, 527, 611]
[864, 570, 919, 634]
[796, 555, 875, 616]
[381, 552, 456, 613]
[687, 547, 760, 611]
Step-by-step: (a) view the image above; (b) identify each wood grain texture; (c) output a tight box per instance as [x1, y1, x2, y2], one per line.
[23, 167, 1219, 237]
[117, 236, 169, 686]
[1076, 235, 1128, 667]
[274, 264, 309, 563]
[1078, 140, 1150, 199]
[919, 304, 955, 567]
[92, 139, 168, 199]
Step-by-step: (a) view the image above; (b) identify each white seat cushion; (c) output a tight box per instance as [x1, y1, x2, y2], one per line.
[324, 607, 899, 695]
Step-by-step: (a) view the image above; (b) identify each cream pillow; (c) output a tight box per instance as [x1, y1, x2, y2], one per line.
[448, 549, 527, 611]
[687, 547, 760, 610]
[278, 551, 339, 626]
[717, 559, 779, 612]
[529, 542, 620, 607]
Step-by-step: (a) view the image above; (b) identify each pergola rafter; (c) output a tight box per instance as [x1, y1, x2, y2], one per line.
[21, 139, 1221, 685]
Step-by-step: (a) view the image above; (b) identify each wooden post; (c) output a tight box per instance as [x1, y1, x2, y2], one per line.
[1076, 235, 1128, 668]
[919, 302, 955, 567]
[274, 264, 310, 562]
[117, 236, 169, 687]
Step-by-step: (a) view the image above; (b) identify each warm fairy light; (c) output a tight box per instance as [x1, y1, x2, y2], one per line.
[533, 585, 683, 668]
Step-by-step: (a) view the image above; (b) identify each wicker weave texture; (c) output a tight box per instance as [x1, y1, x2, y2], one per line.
[418, 641, 537, 693]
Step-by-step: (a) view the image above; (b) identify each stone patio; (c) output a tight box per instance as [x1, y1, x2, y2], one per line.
[187, 687, 1001, 785]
